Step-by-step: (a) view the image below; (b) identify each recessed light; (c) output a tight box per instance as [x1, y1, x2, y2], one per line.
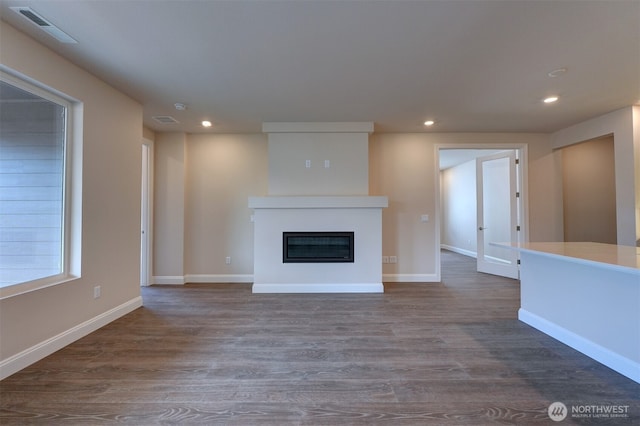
[543, 96, 559, 104]
[201, 120, 212, 127]
[174, 103, 187, 111]
[424, 120, 435, 126]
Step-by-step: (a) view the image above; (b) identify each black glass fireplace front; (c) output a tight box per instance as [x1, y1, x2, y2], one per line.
[283, 231, 354, 263]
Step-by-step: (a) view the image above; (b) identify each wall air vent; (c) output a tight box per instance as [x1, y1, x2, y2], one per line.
[10, 7, 77, 44]
[152, 116, 180, 124]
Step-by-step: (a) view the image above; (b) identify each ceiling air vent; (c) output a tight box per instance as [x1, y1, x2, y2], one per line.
[10, 7, 77, 44]
[152, 116, 180, 124]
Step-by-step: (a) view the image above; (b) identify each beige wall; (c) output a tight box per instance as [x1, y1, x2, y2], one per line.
[153, 133, 268, 283]
[143, 126, 156, 141]
[552, 106, 639, 246]
[0, 22, 142, 368]
[154, 131, 557, 283]
[184, 134, 268, 277]
[369, 133, 439, 280]
[153, 132, 186, 281]
[562, 136, 617, 243]
[371, 133, 555, 280]
[527, 137, 565, 242]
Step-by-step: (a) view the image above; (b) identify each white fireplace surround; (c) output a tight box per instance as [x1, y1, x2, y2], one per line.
[249, 196, 388, 293]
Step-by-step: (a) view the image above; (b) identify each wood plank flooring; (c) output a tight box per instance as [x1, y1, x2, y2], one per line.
[1, 250, 638, 424]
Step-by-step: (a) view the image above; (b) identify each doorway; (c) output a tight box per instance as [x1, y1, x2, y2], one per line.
[140, 140, 153, 286]
[438, 146, 525, 279]
[476, 151, 519, 278]
[560, 135, 617, 244]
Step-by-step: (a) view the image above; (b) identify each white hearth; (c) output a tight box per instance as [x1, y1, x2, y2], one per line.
[249, 196, 388, 293]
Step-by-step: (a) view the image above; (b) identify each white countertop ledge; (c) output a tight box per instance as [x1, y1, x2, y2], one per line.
[494, 241, 640, 274]
[249, 196, 388, 209]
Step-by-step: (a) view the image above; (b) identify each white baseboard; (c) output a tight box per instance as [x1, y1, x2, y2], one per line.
[519, 308, 640, 384]
[185, 274, 253, 283]
[440, 244, 477, 258]
[252, 282, 384, 293]
[0, 296, 143, 380]
[383, 273, 439, 282]
[152, 276, 185, 285]
[161, 274, 441, 284]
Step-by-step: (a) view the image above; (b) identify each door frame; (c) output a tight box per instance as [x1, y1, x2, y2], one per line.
[141, 138, 154, 286]
[476, 150, 519, 279]
[434, 143, 529, 281]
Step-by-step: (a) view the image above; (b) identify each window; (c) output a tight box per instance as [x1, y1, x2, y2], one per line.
[0, 71, 79, 298]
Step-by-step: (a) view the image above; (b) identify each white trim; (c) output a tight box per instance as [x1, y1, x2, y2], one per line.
[152, 276, 185, 285]
[0, 274, 79, 300]
[519, 308, 640, 384]
[185, 274, 254, 283]
[475, 151, 520, 279]
[382, 273, 440, 283]
[140, 139, 154, 287]
[0, 69, 83, 298]
[0, 296, 142, 380]
[248, 195, 388, 209]
[518, 145, 530, 244]
[262, 122, 374, 133]
[435, 143, 529, 281]
[433, 149, 442, 283]
[440, 244, 477, 258]
[252, 282, 383, 293]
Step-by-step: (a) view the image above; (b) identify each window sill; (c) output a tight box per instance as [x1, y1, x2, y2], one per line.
[0, 274, 80, 300]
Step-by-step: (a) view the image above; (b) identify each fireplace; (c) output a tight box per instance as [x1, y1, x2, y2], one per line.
[249, 122, 386, 293]
[283, 232, 354, 263]
[249, 196, 387, 293]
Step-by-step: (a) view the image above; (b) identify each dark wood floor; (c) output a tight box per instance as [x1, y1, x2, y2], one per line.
[1, 251, 638, 425]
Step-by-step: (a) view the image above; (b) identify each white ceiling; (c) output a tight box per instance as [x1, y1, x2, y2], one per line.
[1, 0, 638, 134]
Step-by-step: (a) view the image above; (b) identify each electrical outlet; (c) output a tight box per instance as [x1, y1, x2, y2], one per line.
[389, 256, 397, 264]
[382, 256, 389, 264]
[225, 256, 231, 265]
[305, 160, 311, 168]
[421, 214, 429, 222]
[324, 159, 330, 168]
[93, 285, 101, 299]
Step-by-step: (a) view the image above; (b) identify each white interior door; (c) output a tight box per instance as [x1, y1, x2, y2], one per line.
[476, 151, 519, 279]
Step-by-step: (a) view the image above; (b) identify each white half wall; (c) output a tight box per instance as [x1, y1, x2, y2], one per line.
[517, 248, 640, 383]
